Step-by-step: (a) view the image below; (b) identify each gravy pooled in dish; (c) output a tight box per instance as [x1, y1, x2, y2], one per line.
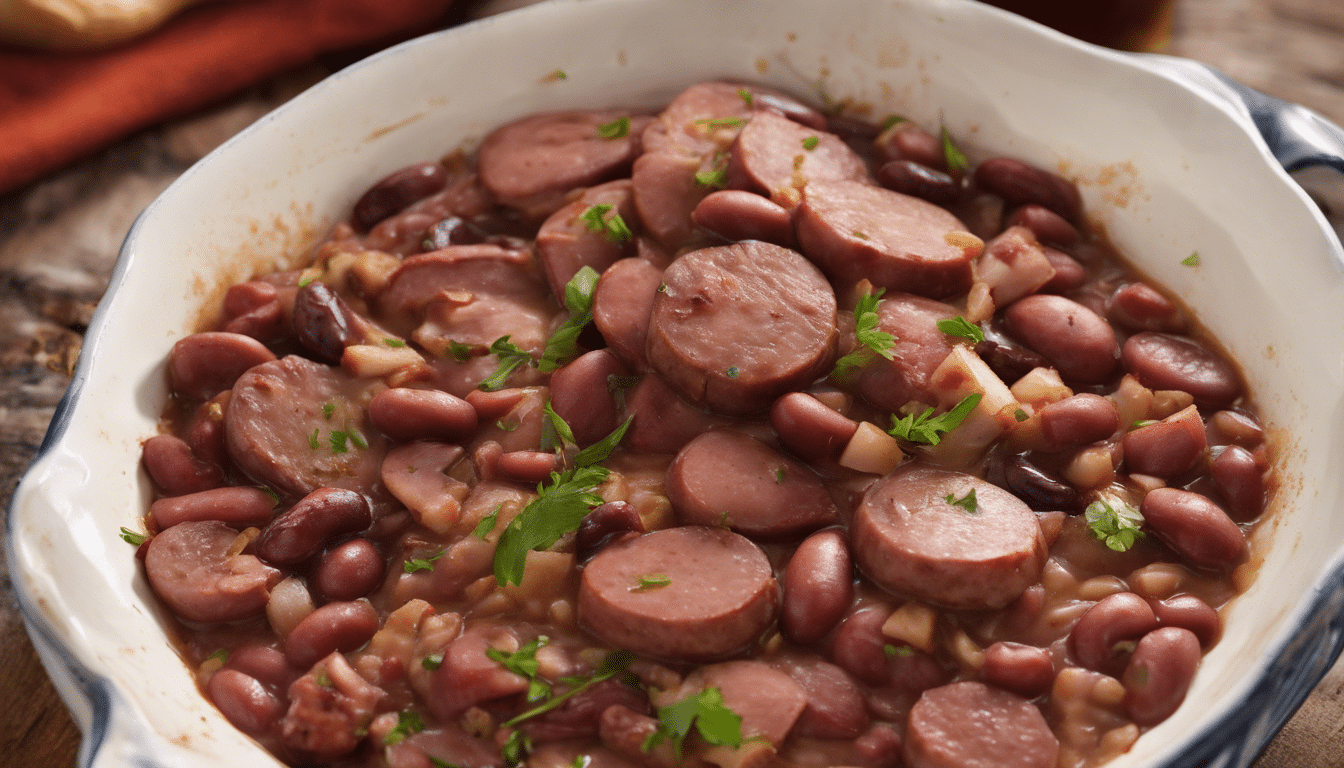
[136, 81, 1272, 768]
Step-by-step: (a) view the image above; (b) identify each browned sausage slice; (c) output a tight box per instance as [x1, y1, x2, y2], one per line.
[621, 374, 734, 455]
[853, 292, 958, 412]
[593, 257, 663, 370]
[677, 661, 808, 746]
[576, 526, 779, 661]
[795, 179, 981, 299]
[145, 521, 282, 623]
[376, 244, 547, 328]
[535, 179, 639, 299]
[640, 81, 756, 157]
[631, 151, 713, 249]
[729, 110, 870, 208]
[647, 242, 838, 415]
[477, 109, 651, 220]
[851, 465, 1047, 610]
[225, 355, 387, 498]
[665, 428, 837, 537]
[904, 681, 1059, 768]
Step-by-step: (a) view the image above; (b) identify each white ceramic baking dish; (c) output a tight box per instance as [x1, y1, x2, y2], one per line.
[9, 0, 1344, 766]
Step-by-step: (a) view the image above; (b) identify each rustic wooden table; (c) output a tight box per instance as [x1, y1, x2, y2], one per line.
[2, 0, 1342, 765]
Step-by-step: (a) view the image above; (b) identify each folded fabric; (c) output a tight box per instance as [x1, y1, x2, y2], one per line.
[0, 0, 456, 195]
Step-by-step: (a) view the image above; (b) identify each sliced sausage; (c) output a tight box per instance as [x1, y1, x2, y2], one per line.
[640, 80, 756, 157]
[592, 257, 663, 370]
[535, 179, 639, 299]
[477, 109, 650, 220]
[795, 179, 981, 299]
[904, 681, 1059, 768]
[630, 151, 713, 250]
[1004, 294, 1119, 384]
[851, 465, 1048, 610]
[169, 332, 277, 401]
[677, 660, 808, 746]
[774, 656, 870, 739]
[381, 441, 470, 534]
[728, 110, 870, 207]
[647, 242, 838, 415]
[144, 521, 282, 623]
[666, 429, 837, 537]
[425, 625, 531, 721]
[576, 526, 779, 661]
[1122, 332, 1242, 409]
[853, 292, 958, 412]
[691, 189, 796, 247]
[621, 374, 734, 455]
[224, 355, 387, 499]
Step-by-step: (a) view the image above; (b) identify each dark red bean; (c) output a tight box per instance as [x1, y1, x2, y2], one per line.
[284, 600, 380, 669]
[1123, 627, 1201, 726]
[1211, 445, 1267, 521]
[829, 606, 894, 684]
[1039, 247, 1086, 293]
[225, 643, 299, 691]
[497, 450, 560, 484]
[876, 160, 959, 206]
[224, 280, 279, 318]
[1122, 332, 1242, 409]
[223, 300, 286, 342]
[1151, 594, 1220, 647]
[1039, 393, 1120, 450]
[548, 349, 629, 447]
[575, 501, 646, 561]
[314, 539, 386, 601]
[1007, 204, 1079, 245]
[206, 669, 284, 736]
[691, 189, 797, 247]
[150, 485, 277, 529]
[778, 657, 870, 739]
[351, 162, 448, 232]
[982, 641, 1055, 699]
[781, 529, 854, 645]
[1004, 294, 1118, 384]
[255, 487, 373, 566]
[975, 337, 1049, 385]
[1123, 406, 1207, 478]
[769, 392, 859, 463]
[1068, 592, 1158, 675]
[422, 215, 488, 250]
[854, 724, 903, 767]
[292, 282, 361, 364]
[1141, 488, 1245, 569]
[974, 157, 1082, 222]
[751, 89, 829, 130]
[1002, 455, 1081, 513]
[142, 434, 223, 496]
[169, 332, 277, 401]
[1109, 282, 1186, 333]
[874, 121, 945, 170]
[369, 387, 478, 443]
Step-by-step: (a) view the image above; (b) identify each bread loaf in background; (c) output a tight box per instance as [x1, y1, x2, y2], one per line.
[0, 0, 218, 50]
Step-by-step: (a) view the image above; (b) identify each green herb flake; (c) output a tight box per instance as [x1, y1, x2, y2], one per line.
[1182, 251, 1200, 267]
[446, 340, 475, 362]
[348, 430, 368, 450]
[403, 549, 446, 574]
[831, 287, 897, 379]
[503, 729, 532, 766]
[1014, 408, 1030, 422]
[695, 164, 729, 189]
[421, 653, 444, 671]
[1131, 419, 1157, 430]
[503, 650, 635, 728]
[577, 204, 633, 245]
[315, 668, 333, 688]
[1085, 498, 1146, 552]
[851, 230, 870, 240]
[497, 420, 520, 432]
[206, 648, 230, 664]
[321, 402, 336, 420]
[478, 335, 533, 392]
[597, 116, 631, 140]
[936, 315, 985, 344]
[329, 431, 350, 454]
[737, 88, 754, 107]
[695, 117, 748, 129]
[883, 643, 913, 658]
[382, 338, 407, 348]
[538, 266, 601, 373]
[473, 505, 502, 539]
[493, 465, 611, 587]
[257, 486, 280, 505]
[945, 488, 979, 514]
[774, 467, 786, 484]
[880, 114, 908, 131]
[940, 121, 969, 174]
[308, 428, 320, 450]
[430, 759, 462, 768]
[725, 366, 741, 379]
[384, 711, 426, 746]
[641, 687, 743, 762]
[542, 69, 567, 83]
[887, 393, 983, 446]
[572, 414, 634, 468]
[488, 636, 552, 703]
[802, 135, 819, 151]
[570, 756, 592, 768]
[119, 527, 148, 546]
[631, 574, 672, 592]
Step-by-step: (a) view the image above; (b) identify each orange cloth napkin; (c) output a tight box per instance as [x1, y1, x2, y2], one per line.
[0, 0, 456, 195]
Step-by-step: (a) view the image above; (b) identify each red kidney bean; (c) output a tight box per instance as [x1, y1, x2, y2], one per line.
[206, 669, 284, 736]
[422, 215, 487, 250]
[255, 487, 373, 566]
[224, 280, 278, 318]
[151, 485, 277, 530]
[752, 89, 829, 130]
[1002, 455, 1081, 512]
[692, 189, 797, 247]
[225, 643, 299, 691]
[1211, 445, 1266, 521]
[1007, 204, 1079, 245]
[1108, 282, 1186, 334]
[223, 300, 285, 342]
[575, 501, 646, 561]
[472, 440, 504, 483]
[1150, 594, 1220, 647]
[1039, 393, 1120, 450]
[169, 332, 276, 400]
[974, 337, 1049, 384]
[548, 349, 629, 447]
[186, 393, 230, 468]
[1123, 626, 1201, 726]
[1004, 294, 1119, 384]
[830, 606, 895, 683]
[982, 641, 1055, 699]
[854, 724, 903, 767]
[497, 450, 560, 484]
[369, 387, 478, 444]
[974, 157, 1082, 222]
[782, 529, 854, 645]
[292, 282, 362, 364]
[770, 392, 859, 463]
[1068, 592, 1159, 675]
[1039, 247, 1087, 293]
[874, 121, 945, 170]
[314, 539, 386, 601]
[284, 600, 380, 668]
[1122, 332, 1242, 409]
[464, 387, 526, 421]
[1210, 409, 1264, 447]
[876, 160, 959, 206]
[142, 434, 223, 496]
[351, 162, 448, 232]
[1123, 405, 1207, 478]
[1141, 488, 1245, 569]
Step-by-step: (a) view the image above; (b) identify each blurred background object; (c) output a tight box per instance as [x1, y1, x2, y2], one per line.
[982, 0, 1175, 50]
[0, 0, 220, 50]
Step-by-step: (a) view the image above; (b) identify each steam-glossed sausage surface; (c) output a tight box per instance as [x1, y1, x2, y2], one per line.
[577, 526, 779, 661]
[647, 241, 837, 415]
[854, 292, 958, 412]
[145, 521, 282, 623]
[904, 681, 1059, 768]
[851, 465, 1048, 610]
[729, 110, 870, 207]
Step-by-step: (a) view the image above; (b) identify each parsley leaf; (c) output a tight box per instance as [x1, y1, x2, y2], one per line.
[940, 121, 969, 174]
[503, 650, 635, 728]
[695, 152, 730, 188]
[1085, 499, 1146, 552]
[831, 288, 896, 379]
[473, 505, 501, 539]
[487, 636, 552, 702]
[382, 338, 407, 348]
[479, 336, 533, 392]
[880, 114, 908, 131]
[945, 489, 978, 514]
[725, 366, 740, 379]
[119, 527, 148, 546]
[577, 204, 633, 244]
[695, 117, 747, 129]
[642, 687, 743, 763]
[631, 574, 672, 592]
[329, 431, 351, 454]
[936, 315, 985, 344]
[403, 549, 446, 574]
[493, 465, 611, 586]
[538, 266, 600, 373]
[308, 428, 320, 450]
[383, 711, 426, 745]
[421, 653, 444, 671]
[737, 88, 754, 107]
[884, 643, 913, 658]
[321, 402, 336, 419]
[446, 340, 475, 362]
[503, 729, 531, 766]
[597, 116, 631, 140]
[888, 393, 982, 445]
[802, 135, 819, 151]
[573, 415, 634, 467]
[1182, 251, 1200, 267]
